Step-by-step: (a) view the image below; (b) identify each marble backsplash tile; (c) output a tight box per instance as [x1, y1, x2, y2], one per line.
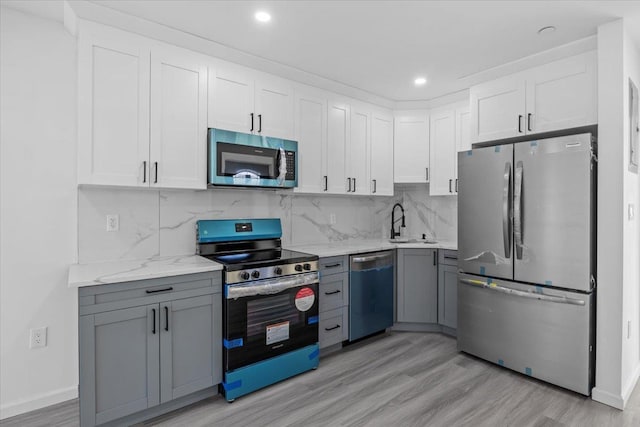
[77, 185, 457, 262]
[78, 187, 160, 263]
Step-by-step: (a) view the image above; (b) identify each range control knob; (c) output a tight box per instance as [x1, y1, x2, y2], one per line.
[274, 267, 283, 275]
[251, 270, 260, 279]
[240, 271, 250, 280]
[294, 264, 303, 272]
[303, 263, 311, 271]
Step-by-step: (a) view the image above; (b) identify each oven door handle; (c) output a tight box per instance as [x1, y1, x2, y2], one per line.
[226, 272, 319, 299]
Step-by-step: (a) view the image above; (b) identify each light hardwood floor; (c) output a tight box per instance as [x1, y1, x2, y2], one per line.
[2, 332, 639, 427]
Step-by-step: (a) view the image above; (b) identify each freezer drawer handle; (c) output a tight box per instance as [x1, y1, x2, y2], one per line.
[503, 162, 512, 258]
[460, 278, 585, 306]
[514, 161, 524, 259]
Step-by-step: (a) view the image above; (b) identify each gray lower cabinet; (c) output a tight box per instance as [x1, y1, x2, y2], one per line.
[438, 250, 459, 329]
[318, 256, 349, 349]
[396, 248, 438, 323]
[79, 272, 222, 427]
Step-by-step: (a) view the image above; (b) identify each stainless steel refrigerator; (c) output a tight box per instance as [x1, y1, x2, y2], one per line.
[457, 132, 596, 396]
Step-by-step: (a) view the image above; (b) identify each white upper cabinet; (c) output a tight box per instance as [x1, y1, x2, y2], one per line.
[254, 74, 295, 140]
[470, 75, 526, 143]
[394, 112, 430, 183]
[525, 51, 597, 134]
[429, 107, 456, 196]
[208, 63, 294, 139]
[294, 86, 328, 194]
[349, 104, 370, 195]
[208, 63, 254, 134]
[78, 23, 207, 189]
[370, 110, 394, 196]
[470, 51, 597, 143]
[429, 102, 470, 196]
[326, 99, 350, 194]
[150, 45, 208, 189]
[78, 24, 151, 187]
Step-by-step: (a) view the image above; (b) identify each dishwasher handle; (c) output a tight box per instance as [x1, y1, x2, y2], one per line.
[350, 251, 394, 272]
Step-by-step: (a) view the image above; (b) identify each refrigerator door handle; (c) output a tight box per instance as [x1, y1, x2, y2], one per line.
[460, 279, 586, 306]
[514, 161, 524, 259]
[502, 162, 512, 258]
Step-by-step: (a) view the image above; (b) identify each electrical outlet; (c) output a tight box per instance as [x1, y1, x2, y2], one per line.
[106, 214, 119, 232]
[329, 213, 337, 225]
[30, 327, 47, 349]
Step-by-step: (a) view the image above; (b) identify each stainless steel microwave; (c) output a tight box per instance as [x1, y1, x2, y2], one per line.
[208, 128, 298, 188]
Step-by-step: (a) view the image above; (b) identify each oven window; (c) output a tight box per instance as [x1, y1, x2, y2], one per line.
[217, 142, 280, 179]
[246, 294, 301, 338]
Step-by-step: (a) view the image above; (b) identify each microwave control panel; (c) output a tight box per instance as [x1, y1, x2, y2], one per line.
[285, 151, 296, 181]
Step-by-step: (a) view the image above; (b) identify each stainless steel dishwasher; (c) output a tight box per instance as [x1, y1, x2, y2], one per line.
[349, 250, 394, 341]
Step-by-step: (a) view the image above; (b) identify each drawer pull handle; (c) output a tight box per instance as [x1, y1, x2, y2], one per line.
[146, 287, 174, 294]
[324, 290, 341, 295]
[325, 325, 341, 331]
[323, 263, 341, 268]
[444, 256, 457, 260]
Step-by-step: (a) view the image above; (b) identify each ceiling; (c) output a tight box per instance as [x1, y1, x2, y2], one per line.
[6, 1, 640, 102]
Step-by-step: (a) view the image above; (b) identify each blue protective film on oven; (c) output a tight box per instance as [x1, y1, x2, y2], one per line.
[197, 218, 282, 243]
[223, 338, 244, 349]
[308, 315, 319, 325]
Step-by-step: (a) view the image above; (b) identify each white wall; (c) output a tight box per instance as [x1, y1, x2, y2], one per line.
[620, 22, 640, 404]
[0, 6, 79, 419]
[593, 18, 640, 410]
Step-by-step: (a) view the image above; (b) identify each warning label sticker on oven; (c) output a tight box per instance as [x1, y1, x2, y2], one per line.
[266, 321, 290, 345]
[295, 287, 315, 312]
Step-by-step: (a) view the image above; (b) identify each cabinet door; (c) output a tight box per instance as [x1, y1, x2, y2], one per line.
[326, 100, 350, 194]
[526, 52, 597, 134]
[294, 89, 327, 193]
[370, 111, 394, 196]
[396, 249, 438, 323]
[159, 294, 221, 403]
[393, 113, 430, 183]
[150, 46, 207, 189]
[429, 108, 456, 196]
[208, 62, 254, 133]
[454, 106, 471, 194]
[349, 105, 370, 195]
[470, 75, 526, 143]
[79, 305, 159, 426]
[438, 264, 458, 329]
[255, 74, 295, 140]
[77, 27, 150, 186]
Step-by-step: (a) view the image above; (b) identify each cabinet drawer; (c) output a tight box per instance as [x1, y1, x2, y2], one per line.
[319, 256, 347, 275]
[319, 307, 348, 349]
[439, 249, 458, 267]
[79, 272, 222, 314]
[319, 272, 348, 312]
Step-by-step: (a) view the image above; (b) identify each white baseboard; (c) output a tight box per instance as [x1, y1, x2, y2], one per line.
[592, 387, 625, 410]
[622, 362, 640, 407]
[0, 385, 78, 420]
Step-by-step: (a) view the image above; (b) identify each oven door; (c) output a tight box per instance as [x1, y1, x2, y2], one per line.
[224, 272, 319, 371]
[208, 128, 297, 188]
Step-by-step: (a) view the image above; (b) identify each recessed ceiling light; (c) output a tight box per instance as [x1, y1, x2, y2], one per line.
[255, 11, 271, 23]
[414, 77, 427, 86]
[538, 26, 556, 35]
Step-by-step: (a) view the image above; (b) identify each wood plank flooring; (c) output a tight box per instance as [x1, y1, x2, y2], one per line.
[2, 332, 639, 427]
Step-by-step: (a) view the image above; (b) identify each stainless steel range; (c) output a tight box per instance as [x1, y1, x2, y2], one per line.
[196, 218, 319, 402]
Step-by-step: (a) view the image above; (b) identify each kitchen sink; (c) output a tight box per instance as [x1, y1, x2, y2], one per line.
[388, 238, 438, 244]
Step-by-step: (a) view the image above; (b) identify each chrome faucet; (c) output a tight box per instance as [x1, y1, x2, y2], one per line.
[390, 203, 406, 239]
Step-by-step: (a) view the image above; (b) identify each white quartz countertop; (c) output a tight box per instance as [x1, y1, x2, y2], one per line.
[68, 255, 223, 288]
[286, 239, 457, 258]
